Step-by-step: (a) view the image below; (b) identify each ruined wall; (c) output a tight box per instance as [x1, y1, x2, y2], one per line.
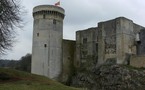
[133, 24, 144, 34]
[75, 27, 98, 69]
[137, 29, 145, 55]
[133, 24, 144, 55]
[61, 40, 76, 83]
[130, 55, 145, 68]
[98, 19, 117, 64]
[98, 17, 135, 64]
[117, 17, 135, 64]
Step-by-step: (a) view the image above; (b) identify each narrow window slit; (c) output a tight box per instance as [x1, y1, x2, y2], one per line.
[44, 44, 47, 47]
[37, 33, 39, 37]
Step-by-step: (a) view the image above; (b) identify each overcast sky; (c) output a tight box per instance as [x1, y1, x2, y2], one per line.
[1, 0, 145, 60]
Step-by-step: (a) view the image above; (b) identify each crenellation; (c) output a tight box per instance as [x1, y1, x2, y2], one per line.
[33, 11, 64, 20]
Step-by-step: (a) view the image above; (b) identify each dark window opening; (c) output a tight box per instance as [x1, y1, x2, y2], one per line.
[83, 38, 87, 44]
[96, 43, 98, 52]
[81, 51, 88, 58]
[37, 33, 39, 37]
[44, 44, 47, 48]
[137, 41, 141, 44]
[53, 19, 56, 24]
[43, 14, 46, 19]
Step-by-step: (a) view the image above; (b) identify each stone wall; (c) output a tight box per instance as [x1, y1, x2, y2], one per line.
[130, 55, 145, 68]
[137, 29, 145, 55]
[133, 24, 144, 34]
[98, 19, 117, 64]
[98, 17, 140, 65]
[61, 39, 76, 83]
[75, 27, 98, 69]
[31, 5, 65, 80]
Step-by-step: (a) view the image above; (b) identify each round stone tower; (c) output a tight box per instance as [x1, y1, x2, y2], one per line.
[31, 5, 65, 80]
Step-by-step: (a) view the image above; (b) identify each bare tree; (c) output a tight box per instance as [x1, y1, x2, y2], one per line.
[0, 0, 23, 54]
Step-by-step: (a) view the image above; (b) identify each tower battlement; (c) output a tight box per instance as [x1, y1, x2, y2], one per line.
[33, 5, 65, 20]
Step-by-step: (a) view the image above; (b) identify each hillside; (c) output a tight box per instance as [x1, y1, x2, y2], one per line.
[72, 64, 145, 90]
[0, 68, 80, 90]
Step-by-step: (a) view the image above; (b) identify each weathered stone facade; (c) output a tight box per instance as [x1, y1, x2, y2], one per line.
[31, 5, 145, 81]
[76, 17, 145, 70]
[130, 55, 145, 68]
[98, 17, 143, 64]
[75, 28, 98, 69]
[31, 5, 65, 80]
[61, 39, 76, 83]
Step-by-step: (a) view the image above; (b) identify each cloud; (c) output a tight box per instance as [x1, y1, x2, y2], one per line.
[63, 0, 145, 26]
[2, 0, 145, 60]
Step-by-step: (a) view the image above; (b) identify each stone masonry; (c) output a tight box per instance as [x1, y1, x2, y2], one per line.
[31, 5, 65, 80]
[31, 5, 145, 80]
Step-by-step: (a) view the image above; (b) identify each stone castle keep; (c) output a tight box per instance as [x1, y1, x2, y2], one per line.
[31, 5, 145, 80]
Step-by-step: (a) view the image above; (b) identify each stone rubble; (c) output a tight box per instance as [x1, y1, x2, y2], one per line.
[71, 64, 145, 90]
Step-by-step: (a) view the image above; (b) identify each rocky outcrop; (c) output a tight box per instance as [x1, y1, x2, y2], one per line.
[71, 64, 145, 90]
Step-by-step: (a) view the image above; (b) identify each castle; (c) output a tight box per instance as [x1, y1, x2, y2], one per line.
[31, 5, 145, 80]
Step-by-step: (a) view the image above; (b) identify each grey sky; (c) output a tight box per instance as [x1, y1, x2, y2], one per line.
[1, 0, 145, 60]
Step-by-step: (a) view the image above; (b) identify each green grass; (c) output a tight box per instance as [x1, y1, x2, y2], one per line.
[0, 68, 81, 90]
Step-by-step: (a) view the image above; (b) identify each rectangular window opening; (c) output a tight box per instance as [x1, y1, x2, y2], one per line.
[96, 43, 98, 52]
[37, 33, 39, 37]
[83, 38, 87, 44]
[53, 19, 56, 24]
[44, 44, 47, 48]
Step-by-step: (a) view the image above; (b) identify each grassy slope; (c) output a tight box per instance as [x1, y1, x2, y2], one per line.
[0, 68, 80, 90]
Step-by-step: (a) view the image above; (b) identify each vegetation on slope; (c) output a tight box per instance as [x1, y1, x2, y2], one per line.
[0, 68, 80, 90]
[72, 64, 145, 90]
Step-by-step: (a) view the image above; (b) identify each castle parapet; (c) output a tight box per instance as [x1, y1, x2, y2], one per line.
[33, 5, 65, 20]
